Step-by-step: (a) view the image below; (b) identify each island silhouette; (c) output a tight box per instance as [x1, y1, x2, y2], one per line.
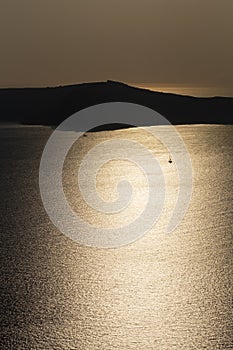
[0, 80, 232, 130]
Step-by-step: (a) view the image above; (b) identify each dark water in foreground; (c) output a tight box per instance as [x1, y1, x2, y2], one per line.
[0, 125, 232, 349]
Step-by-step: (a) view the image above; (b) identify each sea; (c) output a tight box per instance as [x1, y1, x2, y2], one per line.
[132, 84, 233, 97]
[0, 124, 232, 349]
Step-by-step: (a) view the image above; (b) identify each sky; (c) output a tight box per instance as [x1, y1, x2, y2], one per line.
[0, 0, 232, 88]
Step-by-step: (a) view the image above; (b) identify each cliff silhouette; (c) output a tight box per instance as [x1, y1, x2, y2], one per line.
[0, 81, 232, 128]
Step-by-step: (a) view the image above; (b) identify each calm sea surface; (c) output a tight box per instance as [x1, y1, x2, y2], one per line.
[133, 84, 233, 97]
[0, 125, 232, 349]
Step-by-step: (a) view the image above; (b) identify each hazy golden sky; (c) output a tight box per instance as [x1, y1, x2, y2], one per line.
[0, 0, 232, 87]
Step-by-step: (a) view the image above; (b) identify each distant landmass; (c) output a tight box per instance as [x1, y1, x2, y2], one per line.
[0, 81, 232, 128]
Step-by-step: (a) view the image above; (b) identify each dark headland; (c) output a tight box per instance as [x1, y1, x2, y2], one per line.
[0, 81, 232, 129]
